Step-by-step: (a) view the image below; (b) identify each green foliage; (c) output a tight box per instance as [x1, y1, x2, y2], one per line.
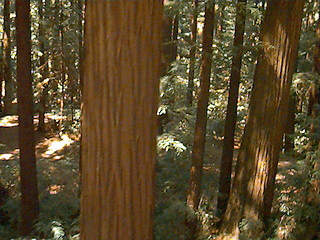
[157, 0, 320, 239]
[272, 151, 320, 240]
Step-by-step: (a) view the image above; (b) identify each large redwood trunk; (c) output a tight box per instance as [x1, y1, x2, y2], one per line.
[220, 1, 304, 238]
[81, 2, 162, 239]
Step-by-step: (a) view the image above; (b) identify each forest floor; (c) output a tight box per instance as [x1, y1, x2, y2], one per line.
[0, 115, 80, 238]
[0, 115, 318, 239]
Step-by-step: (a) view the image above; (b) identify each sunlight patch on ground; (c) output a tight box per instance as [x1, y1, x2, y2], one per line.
[0, 115, 18, 127]
[48, 184, 64, 194]
[42, 134, 74, 157]
[0, 153, 14, 161]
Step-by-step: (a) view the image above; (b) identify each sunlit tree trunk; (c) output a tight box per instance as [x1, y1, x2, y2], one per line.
[81, 2, 162, 239]
[217, 0, 247, 218]
[220, 1, 304, 238]
[3, 0, 14, 115]
[186, 0, 199, 106]
[16, 0, 39, 236]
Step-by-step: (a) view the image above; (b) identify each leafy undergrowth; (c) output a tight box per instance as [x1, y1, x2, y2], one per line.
[155, 132, 320, 240]
[0, 115, 318, 240]
[0, 115, 80, 239]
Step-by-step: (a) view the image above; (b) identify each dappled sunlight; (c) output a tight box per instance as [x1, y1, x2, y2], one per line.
[37, 134, 74, 159]
[43, 135, 73, 156]
[48, 184, 64, 195]
[0, 115, 18, 127]
[0, 153, 15, 161]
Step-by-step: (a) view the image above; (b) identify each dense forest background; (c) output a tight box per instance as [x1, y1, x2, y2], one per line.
[0, 0, 319, 239]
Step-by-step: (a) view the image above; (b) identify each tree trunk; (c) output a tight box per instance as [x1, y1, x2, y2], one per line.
[187, 0, 199, 106]
[56, 0, 66, 134]
[307, 85, 320, 149]
[186, 2, 215, 238]
[217, 0, 247, 218]
[78, 0, 84, 91]
[307, 22, 320, 149]
[187, 0, 215, 212]
[3, 0, 14, 115]
[161, 8, 179, 76]
[81, 2, 162, 239]
[284, 94, 295, 152]
[220, 1, 304, 238]
[16, 0, 39, 236]
[37, 0, 49, 132]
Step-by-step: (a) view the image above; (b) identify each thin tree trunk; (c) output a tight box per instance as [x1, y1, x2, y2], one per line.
[3, 0, 14, 115]
[161, 10, 179, 76]
[308, 22, 320, 149]
[187, 0, 199, 106]
[16, 0, 39, 235]
[217, 0, 247, 218]
[220, 1, 304, 238]
[81, 2, 162, 239]
[172, 13, 179, 60]
[57, 0, 66, 134]
[307, 85, 320, 149]
[186, 2, 215, 238]
[284, 95, 295, 152]
[187, 0, 215, 212]
[37, 0, 48, 132]
[78, 0, 84, 91]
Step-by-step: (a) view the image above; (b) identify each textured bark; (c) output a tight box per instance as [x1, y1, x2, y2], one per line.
[81, 2, 162, 240]
[16, 0, 39, 236]
[187, 0, 215, 212]
[217, 0, 247, 218]
[3, 0, 14, 115]
[186, 0, 199, 106]
[220, 0, 304, 237]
